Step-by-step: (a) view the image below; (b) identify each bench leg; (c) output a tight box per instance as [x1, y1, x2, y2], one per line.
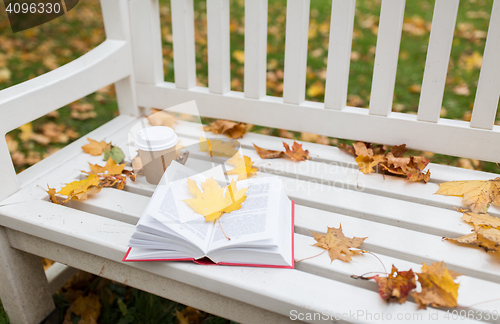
[0, 227, 54, 324]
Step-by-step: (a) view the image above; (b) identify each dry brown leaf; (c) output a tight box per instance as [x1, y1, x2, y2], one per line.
[82, 138, 111, 156]
[283, 141, 310, 161]
[5, 134, 18, 153]
[461, 211, 500, 228]
[445, 225, 500, 253]
[176, 307, 202, 324]
[203, 119, 248, 139]
[310, 224, 367, 262]
[253, 143, 284, 159]
[368, 265, 417, 304]
[343, 141, 430, 182]
[63, 294, 101, 324]
[225, 153, 258, 180]
[183, 177, 248, 222]
[147, 108, 177, 128]
[435, 178, 500, 213]
[411, 262, 462, 309]
[356, 154, 386, 174]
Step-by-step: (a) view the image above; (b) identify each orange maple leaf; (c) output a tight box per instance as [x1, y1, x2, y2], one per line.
[283, 141, 310, 161]
[253, 143, 284, 159]
[82, 138, 111, 156]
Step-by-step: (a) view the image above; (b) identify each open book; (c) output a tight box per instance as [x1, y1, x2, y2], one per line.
[123, 162, 294, 268]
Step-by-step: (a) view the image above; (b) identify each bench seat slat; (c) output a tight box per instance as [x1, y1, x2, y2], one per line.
[0, 200, 458, 324]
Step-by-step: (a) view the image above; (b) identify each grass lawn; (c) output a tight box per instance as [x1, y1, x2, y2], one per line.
[0, 0, 497, 322]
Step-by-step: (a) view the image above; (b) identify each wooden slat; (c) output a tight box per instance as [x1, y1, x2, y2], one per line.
[0, 40, 131, 132]
[283, 0, 310, 105]
[417, 0, 459, 123]
[324, 0, 356, 110]
[137, 83, 500, 163]
[244, 0, 268, 99]
[207, 0, 231, 94]
[369, 0, 406, 116]
[470, 0, 500, 130]
[0, 202, 458, 323]
[9, 231, 291, 324]
[171, 0, 197, 89]
[101, 0, 139, 116]
[128, 0, 164, 85]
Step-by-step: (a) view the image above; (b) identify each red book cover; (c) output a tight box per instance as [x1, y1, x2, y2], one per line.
[123, 201, 295, 269]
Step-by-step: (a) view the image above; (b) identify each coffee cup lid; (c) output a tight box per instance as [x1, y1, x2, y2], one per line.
[135, 126, 178, 151]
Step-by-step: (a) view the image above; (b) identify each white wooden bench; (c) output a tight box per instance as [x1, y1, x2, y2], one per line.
[1, 0, 500, 323]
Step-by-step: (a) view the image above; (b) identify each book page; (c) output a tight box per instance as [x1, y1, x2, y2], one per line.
[207, 176, 282, 252]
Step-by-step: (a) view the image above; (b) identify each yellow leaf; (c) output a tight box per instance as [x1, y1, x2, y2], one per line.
[306, 81, 325, 98]
[64, 294, 101, 324]
[232, 50, 245, 63]
[58, 174, 101, 201]
[435, 178, 500, 213]
[225, 153, 258, 180]
[199, 137, 239, 157]
[46, 186, 59, 204]
[88, 158, 125, 176]
[82, 138, 111, 156]
[19, 123, 33, 142]
[183, 177, 248, 221]
[355, 154, 386, 174]
[411, 262, 462, 309]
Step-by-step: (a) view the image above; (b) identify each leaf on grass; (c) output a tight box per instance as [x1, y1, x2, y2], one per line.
[184, 177, 248, 221]
[369, 265, 416, 304]
[63, 293, 101, 324]
[199, 137, 239, 157]
[175, 307, 202, 324]
[411, 262, 462, 309]
[253, 143, 284, 159]
[203, 119, 248, 139]
[310, 224, 367, 262]
[225, 153, 258, 180]
[82, 138, 111, 156]
[435, 178, 500, 213]
[283, 141, 310, 161]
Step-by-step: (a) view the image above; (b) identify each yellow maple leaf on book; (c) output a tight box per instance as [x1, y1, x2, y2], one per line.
[183, 177, 247, 222]
[225, 153, 257, 180]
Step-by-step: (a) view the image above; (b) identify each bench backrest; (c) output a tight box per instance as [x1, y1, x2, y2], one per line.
[131, 0, 500, 163]
[1, 0, 500, 201]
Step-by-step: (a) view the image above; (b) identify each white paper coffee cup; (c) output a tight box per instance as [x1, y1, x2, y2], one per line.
[135, 126, 178, 185]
